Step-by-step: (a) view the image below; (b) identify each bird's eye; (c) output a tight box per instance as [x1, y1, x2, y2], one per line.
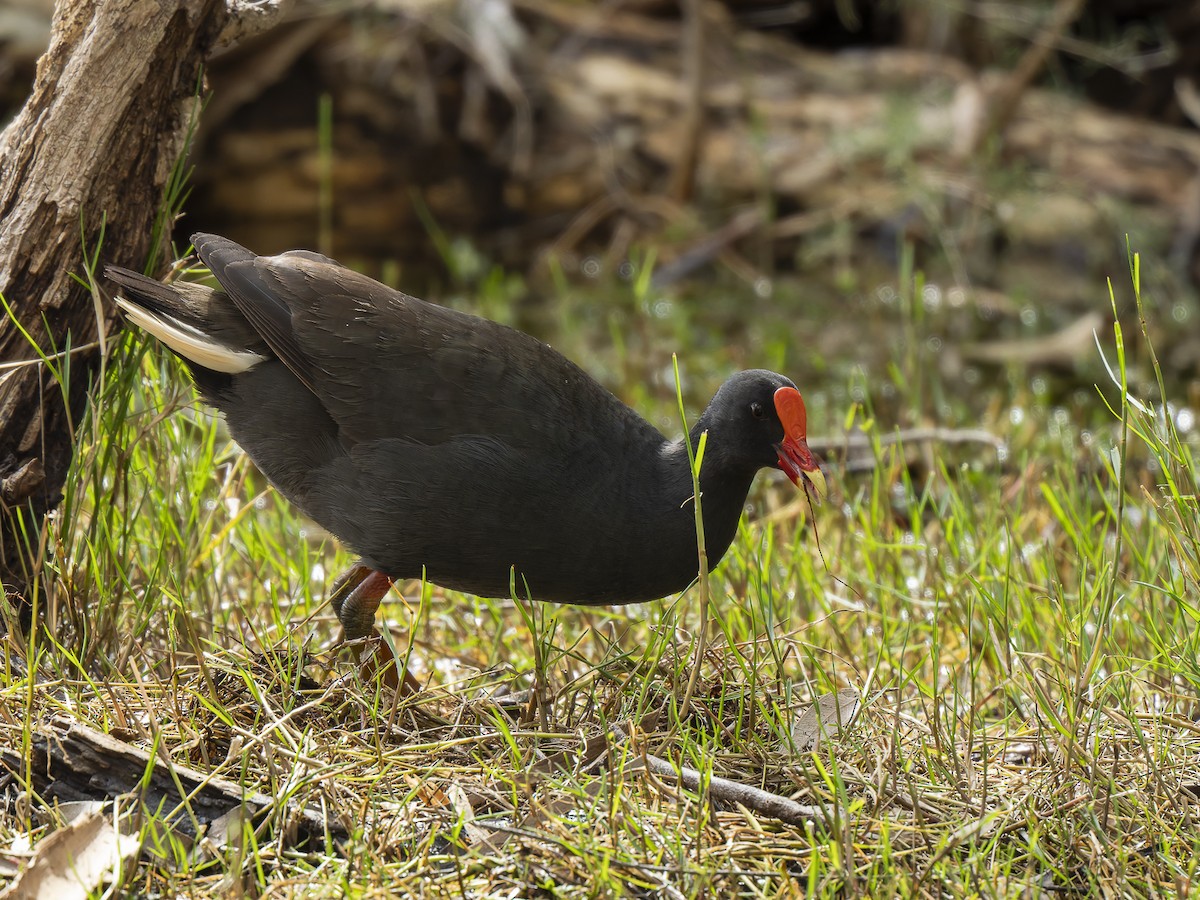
[750, 401, 765, 419]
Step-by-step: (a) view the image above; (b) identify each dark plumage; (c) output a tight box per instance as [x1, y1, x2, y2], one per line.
[106, 234, 825, 639]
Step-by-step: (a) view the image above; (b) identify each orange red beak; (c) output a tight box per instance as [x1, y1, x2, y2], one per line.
[773, 386, 826, 503]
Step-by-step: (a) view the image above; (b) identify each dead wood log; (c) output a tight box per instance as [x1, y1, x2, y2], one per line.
[0, 0, 286, 625]
[0, 717, 349, 847]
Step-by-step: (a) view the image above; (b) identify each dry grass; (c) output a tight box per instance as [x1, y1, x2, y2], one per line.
[2, 251, 1199, 897]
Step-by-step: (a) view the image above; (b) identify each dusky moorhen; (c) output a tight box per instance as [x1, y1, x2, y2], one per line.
[106, 234, 825, 641]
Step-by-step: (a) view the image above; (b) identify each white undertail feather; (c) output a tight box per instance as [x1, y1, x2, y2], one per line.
[114, 295, 267, 374]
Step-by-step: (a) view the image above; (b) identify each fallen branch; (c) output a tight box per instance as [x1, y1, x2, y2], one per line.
[634, 752, 834, 827]
[591, 725, 836, 828]
[0, 717, 348, 847]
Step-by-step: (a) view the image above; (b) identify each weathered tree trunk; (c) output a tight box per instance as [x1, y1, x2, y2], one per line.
[0, 0, 236, 624]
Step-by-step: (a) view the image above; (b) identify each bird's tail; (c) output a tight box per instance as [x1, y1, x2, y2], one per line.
[106, 266, 268, 374]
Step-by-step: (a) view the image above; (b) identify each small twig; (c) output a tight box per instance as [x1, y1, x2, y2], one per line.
[0, 339, 102, 372]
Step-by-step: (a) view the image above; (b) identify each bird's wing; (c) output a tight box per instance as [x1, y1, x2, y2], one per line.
[195, 234, 658, 454]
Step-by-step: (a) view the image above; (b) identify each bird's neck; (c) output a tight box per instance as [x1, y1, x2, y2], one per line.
[660, 423, 757, 569]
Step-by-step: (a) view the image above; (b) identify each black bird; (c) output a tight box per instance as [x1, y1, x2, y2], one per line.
[106, 234, 825, 641]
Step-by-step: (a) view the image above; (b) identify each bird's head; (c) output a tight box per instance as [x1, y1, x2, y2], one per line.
[702, 370, 826, 503]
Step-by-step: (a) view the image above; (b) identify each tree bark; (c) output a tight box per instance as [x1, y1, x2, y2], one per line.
[0, 0, 232, 623]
